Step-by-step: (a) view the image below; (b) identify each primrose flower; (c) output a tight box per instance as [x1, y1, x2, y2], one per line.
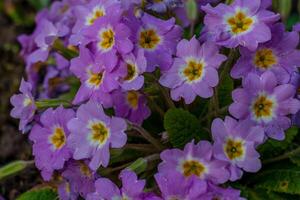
[10, 79, 36, 132]
[155, 171, 207, 200]
[113, 90, 151, 125]
[199, 183, 245, 200]
[231, 23, 300, 83]
[86, 170, 145, 200]
[70, 0, 120, 45]
[229, 71, 300, 140]
[70, 46, 123, 107]
[159, 37, 227, 104]
[67, 100, 127, 170]
[158, 140, 229, 184]
[128, 13, 182, 72]
[120, 49, 147, 91]
[147, 0, 183, 13]
[82, 11, 133, 71]
[62, 160, 97, 198]
[58, 181, 78, 200]
[202, 0, 280, 50]
[29, 106, 75, 180]
[212, 117, 264, 181]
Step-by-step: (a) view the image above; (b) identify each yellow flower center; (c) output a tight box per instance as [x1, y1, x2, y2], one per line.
[182, 60, 204, 83]
[126, 91, 139, 109]
[23, 97, 32, 107]
[86, 7, 105, 25]
[139, 29, 161, 50]
[182, 160, 206, 177]
[253, 48, 277, 69]
[87, 71, 103, 87]
[227, 11, 254, 35]
[65, 182, 71, 194]
[79, 162, 92, 178]
[252, 94, 275, 120]
[50, 127, 66, 150]
[224, 138, 245, 160]
[99, 28, 115, 51]
[90, 122, 110, 145]
[124, 63, 137, 81]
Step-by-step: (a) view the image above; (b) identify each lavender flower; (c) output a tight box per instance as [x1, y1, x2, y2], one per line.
[29, 106, 75, 180]
[231, 23, 300, 83]
[70, 46, 122, 107]
[155, 171, 207, 200]
[202, 0, 280, 50]
[58, 181, 78, 200]
[127, 13, 182, 72]
[86, 170, 145, 200]
[82, 11, 133, 71]
[212, 117, 264, 181]
[158, 140, 229, 184]
[10, 79, 36, 132]
[67, 100, 127, 170]
[229, 71, 300, 140]
[199, 183, 245, 200]
[113, 90, 151, 125]
[160, 37, 226, 104]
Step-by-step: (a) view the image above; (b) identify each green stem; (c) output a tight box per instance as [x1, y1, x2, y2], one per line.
[124, 144, 158, 153]
[35, 99, 73, 109]
[127, 121, 165, 151]
[52, 39, 79, 60]
[263, 146, 300, 165]
[200, 106, 229, 122]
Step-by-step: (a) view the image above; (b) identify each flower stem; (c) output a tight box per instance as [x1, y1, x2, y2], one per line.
[124, 144, 159, 153]
[200, 106, 229, 122]
[263, 146, 300, 165]
[127, 121, 165, 151]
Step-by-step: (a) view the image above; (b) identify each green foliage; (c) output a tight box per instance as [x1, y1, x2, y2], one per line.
[164, 108, 209, 148]
[16, 188, 57, 200]
[127, 158, 147, 175]
[184, 0, 197, 21]
[218, 74, 233, 108]
[27, 0, 51, 10]
[252, 167, 300, 195]
[258, 127, 299, 159]
[239, 187, 299, 200]
[289, 153, 300, 167]
[0, 160, 32, 181]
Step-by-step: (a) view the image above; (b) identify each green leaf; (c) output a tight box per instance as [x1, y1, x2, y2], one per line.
[290, 153, 300, 167]
[239, 187, 299, 200]
[27, 0, 51, 10]
[252, 167, 300, 195]
[0, 160, 32, 181]
[258, 127, 299, 159]
[16, 188, 57, 200]
[218, 74, 233, 108]
[164, 108, 209, 148]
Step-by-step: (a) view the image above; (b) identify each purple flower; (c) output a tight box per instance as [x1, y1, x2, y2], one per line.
[159, 37, 227, 104]
[120, 49, 147, 91]
[70, 46, 123, 107]
[10, 79, 36, 132]
[229, 71, 300, 140]
[127, 13, 182, 72]
[199, 183, 245, 200]
[70, 0, 120, 45]
[58, 181, 78, 200]
[158, 140, 229, 184]
[231, 23, 300, 83]
[147, 0, 183, 13]
[67, 100, 127, 170]
[212, 117, 264, 181]
[62, 160, 97, 198]
[293, 23, 300, 32]
[202, 0, 280, 50]
[155, 171, 207, 200]
[113, 90, 151, 125]
[86, 170, 145, 200]
[29, 106, 75, 180]
[82, 11, 133, 71]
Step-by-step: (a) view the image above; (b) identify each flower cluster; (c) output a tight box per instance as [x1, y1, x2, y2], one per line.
[11, 0, 300, 199]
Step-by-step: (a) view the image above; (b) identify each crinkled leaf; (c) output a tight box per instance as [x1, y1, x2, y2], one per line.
[16, 188, 57, 200]
[258, 127, 298, 159]
[164, 108, 209, 148]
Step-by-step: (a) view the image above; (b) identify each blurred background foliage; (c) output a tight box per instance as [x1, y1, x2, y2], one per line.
[1, 0, 300, 199]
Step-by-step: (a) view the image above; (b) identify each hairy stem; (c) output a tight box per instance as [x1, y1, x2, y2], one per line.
[263, 146, 300, 165]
